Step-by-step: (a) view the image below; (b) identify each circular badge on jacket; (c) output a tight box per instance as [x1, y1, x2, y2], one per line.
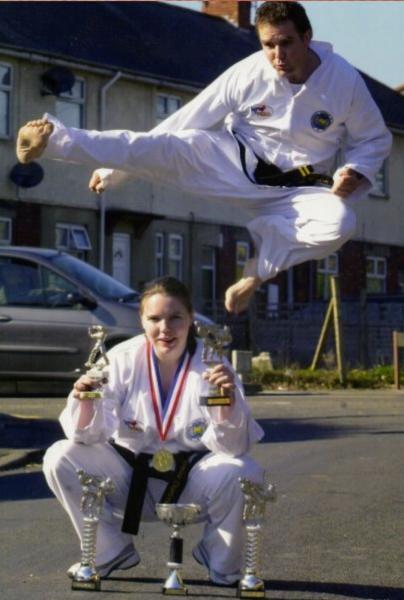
[186, 419, 207, 440]
[311, 111, 334, 131]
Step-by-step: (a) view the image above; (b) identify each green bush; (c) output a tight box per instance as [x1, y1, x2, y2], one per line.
[248, 364, 398, 390]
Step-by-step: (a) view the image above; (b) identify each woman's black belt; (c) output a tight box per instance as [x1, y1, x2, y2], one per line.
[110, 441, 208, 535]
[236, 136, 333, 188]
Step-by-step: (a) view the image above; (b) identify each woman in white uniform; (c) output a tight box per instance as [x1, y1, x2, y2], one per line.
[43, 276, 264, 586]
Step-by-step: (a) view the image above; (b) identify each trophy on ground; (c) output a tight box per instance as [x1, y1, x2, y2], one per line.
[195, 322, 232, 406]
[155, 503, 201, 595]
[79, 325, 109, 401]
[238, 476, 277, 598]
[71, 469, 115, 591]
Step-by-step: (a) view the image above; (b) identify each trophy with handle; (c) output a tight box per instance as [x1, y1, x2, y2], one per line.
[155, 503, 201, 595]
[196, 322, 232, 406]
[238, 475, 277, 598]
[79, 325, 109, 401]
[71, 470, 115, 591]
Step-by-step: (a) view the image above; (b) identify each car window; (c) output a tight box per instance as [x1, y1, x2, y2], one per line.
[0, 258, 45, 306]
[0, 257, 82, 309]
[41, 266, 81, 308]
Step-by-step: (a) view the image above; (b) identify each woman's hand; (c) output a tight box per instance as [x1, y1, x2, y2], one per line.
[203, 363, 236, 397]
[72, 374, 102, 400]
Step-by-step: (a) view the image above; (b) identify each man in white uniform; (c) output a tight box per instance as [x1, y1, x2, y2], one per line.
[16, 2, 391, 313]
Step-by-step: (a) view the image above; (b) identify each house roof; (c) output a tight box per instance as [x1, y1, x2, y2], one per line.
[0, 1, 403, 129]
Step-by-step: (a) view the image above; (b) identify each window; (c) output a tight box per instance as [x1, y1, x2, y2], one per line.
[156, 94, 182, 124]
[155, 232, 165, 277]
[168, 234, 183, 279]
[0, 257, 79, 308]
[236, 241, 250, 280]
[56, 223, 91, 259]
[55, 78, 85, 128]
[316, 253, 338, 300]
[370, 160, 389, 198]
[201, 245, 216, 304]
[0, 64, 11, 138]
[366, 256, 386, 293]
[0, 218, 11, 244]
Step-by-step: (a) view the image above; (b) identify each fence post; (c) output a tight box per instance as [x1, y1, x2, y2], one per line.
[331, 276, 346, 385]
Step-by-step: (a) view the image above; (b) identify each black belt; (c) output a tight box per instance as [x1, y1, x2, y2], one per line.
[236, 136, 333, 188]
[110, 441, 207, 535]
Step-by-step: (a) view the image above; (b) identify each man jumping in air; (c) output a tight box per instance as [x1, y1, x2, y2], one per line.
[16, 2, 391, 314]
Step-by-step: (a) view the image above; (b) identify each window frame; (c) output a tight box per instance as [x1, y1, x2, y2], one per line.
[54, 76, 86, 128]
[316, 253, 339, 300]
[156, 93, 182, 124]
[168, 233, 183, 280]
[369, 159, 389, 199]
[201, 244, 217, 304]
[0, 62, 12, 139]
[236, 240, 250, 280]
[155, 232, 165, 277]
[366, 255, 387, 293]
[0, 217, 12, 244]
[55, 223, 92, 257]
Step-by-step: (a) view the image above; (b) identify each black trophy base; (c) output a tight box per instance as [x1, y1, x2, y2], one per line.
[199, 393, 232, 407]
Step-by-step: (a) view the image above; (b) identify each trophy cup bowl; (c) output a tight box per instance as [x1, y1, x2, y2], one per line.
[155, 503, 201, 526]
[156, 503, 201, 596]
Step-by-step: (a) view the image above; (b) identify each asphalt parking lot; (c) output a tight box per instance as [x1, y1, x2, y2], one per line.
[1, 389, 404, 599]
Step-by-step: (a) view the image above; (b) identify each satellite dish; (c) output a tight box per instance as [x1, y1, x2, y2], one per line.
[41, 66, 75, 96]
[9, 162, 44, 188]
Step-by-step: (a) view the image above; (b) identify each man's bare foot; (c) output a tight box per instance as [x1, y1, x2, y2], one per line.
[16, 119, 54, 163]
[224, 276, 262, 314]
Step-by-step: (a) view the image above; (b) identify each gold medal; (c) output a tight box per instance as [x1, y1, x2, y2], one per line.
[151, 449, 175, 473]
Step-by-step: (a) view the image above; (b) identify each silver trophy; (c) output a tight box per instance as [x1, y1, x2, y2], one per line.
[79, 325, 109, 401]
[155, 503, 201, 595]
[71, 469, 115, 591]
[195, 322, 232, 406]
[238, 476, 277, 598]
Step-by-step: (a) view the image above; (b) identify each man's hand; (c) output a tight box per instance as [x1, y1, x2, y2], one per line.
[331, 167, 365, 198]
[88, 171, 106, 194]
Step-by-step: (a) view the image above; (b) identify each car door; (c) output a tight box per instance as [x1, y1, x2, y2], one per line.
[0, 256, 97, 377]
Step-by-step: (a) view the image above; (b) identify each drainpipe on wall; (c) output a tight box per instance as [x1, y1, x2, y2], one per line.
[98, 71, 123, 271]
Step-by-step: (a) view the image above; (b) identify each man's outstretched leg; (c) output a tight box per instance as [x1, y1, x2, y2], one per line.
[17, 119, 54, 163]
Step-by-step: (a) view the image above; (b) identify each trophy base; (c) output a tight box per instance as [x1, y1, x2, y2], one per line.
[238, 575, 266, 598]
[79, 391, 102, 401]
[162, 568, 188, 595]
[71, 578, 101, 592]
[199, 394, 232, 407]
[71, 564, 101, 592]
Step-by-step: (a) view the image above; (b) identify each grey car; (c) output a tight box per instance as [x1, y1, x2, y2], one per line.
[0, 246, 210, 382]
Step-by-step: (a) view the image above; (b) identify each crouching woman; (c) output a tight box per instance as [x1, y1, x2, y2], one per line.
[43, 276, 264, 586]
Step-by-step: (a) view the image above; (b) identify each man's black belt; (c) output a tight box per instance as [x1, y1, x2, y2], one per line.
[236, 136, 333, 188]
[110, 441, 207, 535]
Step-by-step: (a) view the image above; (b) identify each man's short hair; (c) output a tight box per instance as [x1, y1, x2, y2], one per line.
[255, 2, 312, 37]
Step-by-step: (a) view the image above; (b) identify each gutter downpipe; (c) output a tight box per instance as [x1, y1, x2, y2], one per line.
[98, 71, 122, 271]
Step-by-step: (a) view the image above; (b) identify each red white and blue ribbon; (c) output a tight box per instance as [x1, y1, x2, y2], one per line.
[146, 340, 192, 441]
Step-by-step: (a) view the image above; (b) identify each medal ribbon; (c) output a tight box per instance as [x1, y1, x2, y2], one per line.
[146, 340, 192, 441]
